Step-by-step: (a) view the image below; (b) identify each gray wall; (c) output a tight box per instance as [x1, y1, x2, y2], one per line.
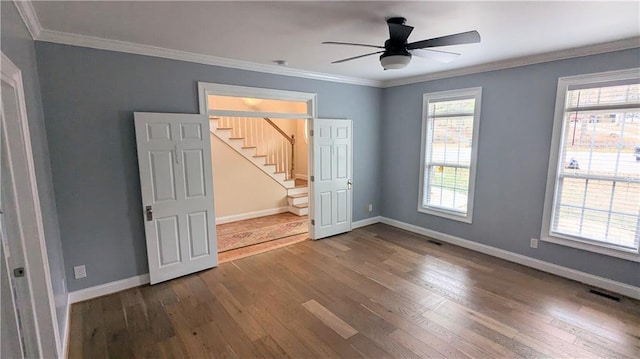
[35, 42, 383, 291]
[1, 1, 68, 338]
[381, 48, 640, 286]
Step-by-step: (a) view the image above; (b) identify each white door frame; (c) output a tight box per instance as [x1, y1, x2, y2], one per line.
[1, 52, 60, 357]
[197, 82, 323, 238]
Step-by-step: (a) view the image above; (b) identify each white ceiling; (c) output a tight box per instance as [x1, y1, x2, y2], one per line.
[32, 1, 640, 82]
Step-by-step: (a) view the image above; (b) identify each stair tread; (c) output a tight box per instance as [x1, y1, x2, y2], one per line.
[229, 137, 245, 140]
[264, 163, 276, 166]
[253, 155, 267, 158]
[293, 203, 308, 209]
[241, 146, 256, 149]
[216, 127, 232, 130]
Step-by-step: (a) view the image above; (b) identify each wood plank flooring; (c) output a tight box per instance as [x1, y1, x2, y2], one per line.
[68, 224, 640, 358]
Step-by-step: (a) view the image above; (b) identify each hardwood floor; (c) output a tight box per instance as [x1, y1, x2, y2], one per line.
[218, 233, 309, 263]
[68, 224, 640, 358]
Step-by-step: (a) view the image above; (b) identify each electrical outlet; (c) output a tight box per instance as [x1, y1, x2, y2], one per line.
[368, 204, 373, 212]
[530, 238, 539, 249]
[74, 265, 87, 279]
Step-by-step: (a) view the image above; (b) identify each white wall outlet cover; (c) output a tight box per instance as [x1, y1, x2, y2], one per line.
[368, 204, 373, 212]
[74, 265, 87, 279]
[530, 238, 539, 248]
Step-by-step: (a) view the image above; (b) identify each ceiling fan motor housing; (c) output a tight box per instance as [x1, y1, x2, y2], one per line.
[381, 18, 412, 69]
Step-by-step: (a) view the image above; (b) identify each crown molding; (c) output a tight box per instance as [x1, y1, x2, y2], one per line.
[382, 37, 640, 88]
[12, 0, 42, 39]
[36, 29, 382, 87]
[16, 0, 638, 90]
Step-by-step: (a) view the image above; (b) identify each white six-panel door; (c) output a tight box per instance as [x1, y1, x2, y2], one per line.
[134, 113, 217, 284]
[311, 119, 353, 239]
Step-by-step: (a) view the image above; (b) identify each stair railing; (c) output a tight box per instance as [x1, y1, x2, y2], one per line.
[217, 116, 296, 180]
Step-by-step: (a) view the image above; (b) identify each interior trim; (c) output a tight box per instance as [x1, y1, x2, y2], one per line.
[2, 51, 61, 358]
[215, 207, 290, 225]
[377, 217, 640, 300]
[352, 216, 382, 229]
[383, 37, 640, 88]
[67, 274, 151, 304]
[61, 304, 70, 359]
[13, 1, 640, 89]
[36, 29, 381, 87]
[12, 0, 41, 39]
[64, 214, 638, 312]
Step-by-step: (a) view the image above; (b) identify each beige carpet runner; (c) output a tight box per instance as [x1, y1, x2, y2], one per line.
[218, 218, 308, 252]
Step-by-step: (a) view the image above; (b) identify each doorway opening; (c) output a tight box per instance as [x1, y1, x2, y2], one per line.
[199, 84, 316, 260]
[211, 117, 309, 258]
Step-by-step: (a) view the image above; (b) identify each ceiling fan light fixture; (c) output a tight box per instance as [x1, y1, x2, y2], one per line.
[380, 54, 411, 70]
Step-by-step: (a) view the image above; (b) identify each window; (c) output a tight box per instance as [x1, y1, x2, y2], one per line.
[542, 69, 640, 260]
[418, 87, 482, 223]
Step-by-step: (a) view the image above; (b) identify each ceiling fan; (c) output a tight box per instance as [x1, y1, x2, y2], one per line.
[323, 17, 481, 70]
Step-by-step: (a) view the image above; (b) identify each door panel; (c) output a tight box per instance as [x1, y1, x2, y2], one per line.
[150, 151, 176, 202]
[182, 149, 206, 198]
[311, 119, 353, 239]
[187, 211, 210, 258]
[156, 216, 180, 266]
[135, 113, 217, 284]
[147, 122, 172, 141]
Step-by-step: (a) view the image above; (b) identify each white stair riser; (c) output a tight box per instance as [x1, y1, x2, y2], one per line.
[287, 196, 308, 206]
[282, 180, 295, 188]
[287, 187, 309, 196]
[288, 205, 309, 216]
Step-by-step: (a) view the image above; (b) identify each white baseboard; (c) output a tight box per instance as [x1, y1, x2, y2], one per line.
[353, 216, 382, 229]
[295, 174, 308, 181]
[68, 274, 150, 304]
[215, 206, 289, 225]
[378, 217, 640, 300]
[61, 301, 70, 359]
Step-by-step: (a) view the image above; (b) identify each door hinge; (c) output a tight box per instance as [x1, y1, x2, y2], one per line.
[13, 267, 25, 278]
[309, 129, 314, 137]
[310, 176, 314, 182]
[311, 219, 315, 226]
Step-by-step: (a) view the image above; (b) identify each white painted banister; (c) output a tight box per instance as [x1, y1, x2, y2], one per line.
[212, 116, 295, 181]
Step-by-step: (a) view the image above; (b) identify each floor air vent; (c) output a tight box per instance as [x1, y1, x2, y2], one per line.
[589, 289, 621, 302]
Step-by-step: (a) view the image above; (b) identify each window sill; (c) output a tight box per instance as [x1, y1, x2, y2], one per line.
[541, 234, 640, 262]
[418, 206, 472, 224]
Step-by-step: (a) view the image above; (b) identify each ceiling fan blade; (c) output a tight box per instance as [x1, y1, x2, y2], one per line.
[407, 30, 481, 50]
[410, 49, 460, 63]
[331, 51, 384, 64]
[388, 23, 414, 43]
[322, 41, 384, 49]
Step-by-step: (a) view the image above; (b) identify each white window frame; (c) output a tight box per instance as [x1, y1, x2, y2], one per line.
[541, 68, 640, 262]
[418, 87, 482, 223]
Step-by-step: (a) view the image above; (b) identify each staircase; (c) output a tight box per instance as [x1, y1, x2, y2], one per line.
[287, 185, 309, 216]
[209, 116, 309, 216]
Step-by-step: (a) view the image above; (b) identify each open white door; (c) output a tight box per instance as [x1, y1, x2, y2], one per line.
[134, 113, 217, 284]
[1, 53, 59, 358]
[311, 119, 353, 239]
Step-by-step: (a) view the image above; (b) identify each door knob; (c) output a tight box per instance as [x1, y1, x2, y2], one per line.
[145, 205, 153, 221]
[347, 179, 353, 189]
